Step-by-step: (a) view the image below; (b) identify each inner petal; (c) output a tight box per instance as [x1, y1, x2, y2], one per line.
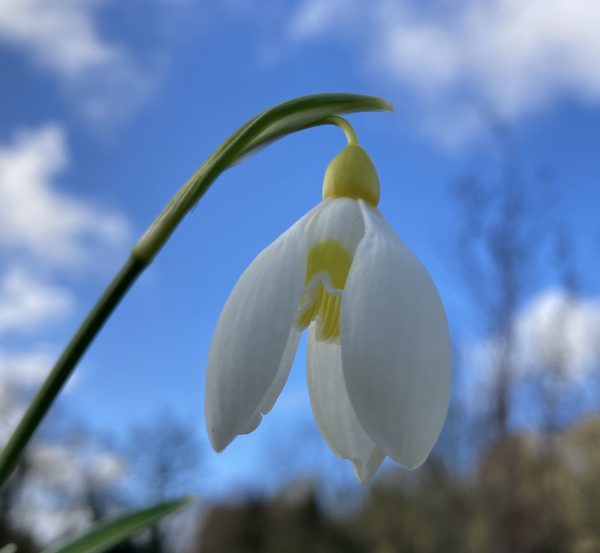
[294, 200, 365, 342]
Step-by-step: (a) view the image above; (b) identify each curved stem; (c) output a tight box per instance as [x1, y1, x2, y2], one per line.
[0, 94, 392, 487]
[320, 116, 359, 145]
[132, 95, 390, 263]
[130, 116, 360, 264]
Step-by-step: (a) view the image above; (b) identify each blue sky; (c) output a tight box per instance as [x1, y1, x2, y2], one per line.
[1, 0, 600, 498]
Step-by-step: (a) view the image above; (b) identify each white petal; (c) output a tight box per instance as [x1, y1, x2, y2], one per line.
[341, 202, 451, 468]
[205, 209, 316, 452]
[304, 198, 364, 256]
[237, 329, 301, 436]
[307, 325, 385, 483]
[258, 328, 301, 415]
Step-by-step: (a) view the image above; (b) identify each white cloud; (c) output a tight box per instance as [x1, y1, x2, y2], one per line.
[0, 0, 155, 125]
[469, 289, 600, 384]
[0, 267, 73, 335]
[30, 443, 127, 491]
[0, 350, 54, 396]
[0, 349, 56, 443]
[0, 124, 130, 267]
[0, 124, 130, 427]
[515, 289, 600, 378]
[288, 0, 600, 143]
[289, 0, 356, 39]
[12, 441, 127, 544]
[0, 358, 127, 545]
[0, 0, 119, 78]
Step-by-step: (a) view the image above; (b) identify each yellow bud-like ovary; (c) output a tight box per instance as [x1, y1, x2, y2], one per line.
[322, 144, 380, 206]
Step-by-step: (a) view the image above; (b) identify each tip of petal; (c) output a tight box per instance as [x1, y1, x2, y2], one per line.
[389, 447, 430, 471]
[351, 448, 387, 484]
[352, 462, 371, 485]
[207, 412, 263, 453]
[207, 428, 233, 453]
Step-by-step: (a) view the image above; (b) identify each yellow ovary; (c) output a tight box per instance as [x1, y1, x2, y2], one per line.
[295, 240, 353, 341]
[322, 145, 380, 206]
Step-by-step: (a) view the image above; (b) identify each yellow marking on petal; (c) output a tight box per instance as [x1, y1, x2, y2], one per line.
[295, 240, 352, 340]
[305, 240, 352, 289]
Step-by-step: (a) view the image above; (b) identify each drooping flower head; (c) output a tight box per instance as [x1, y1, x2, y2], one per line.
[205, 126, 451, 483]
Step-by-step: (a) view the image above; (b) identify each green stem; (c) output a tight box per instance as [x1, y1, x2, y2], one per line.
[320, 116, 359, 145]
[0, 94, 392, 487]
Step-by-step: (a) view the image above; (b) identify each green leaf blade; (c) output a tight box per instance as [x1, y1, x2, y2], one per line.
[42, 497, 192, 553]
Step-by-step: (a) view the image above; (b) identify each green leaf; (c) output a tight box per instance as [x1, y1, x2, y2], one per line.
[41, 497, 192, 553]
[0, 544, 17, 553]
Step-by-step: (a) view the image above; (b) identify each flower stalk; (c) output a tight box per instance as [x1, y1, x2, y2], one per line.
[0, 93, 393, 487]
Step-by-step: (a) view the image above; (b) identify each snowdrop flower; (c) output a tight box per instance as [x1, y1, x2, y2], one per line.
[205, 134, 451, 483]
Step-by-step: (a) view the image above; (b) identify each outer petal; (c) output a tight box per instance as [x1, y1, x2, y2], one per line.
[341, 202, 451, 468]
[240, 328, 302, 435]
[205, 209, 316, 451]
[307, 325, 385, 483]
